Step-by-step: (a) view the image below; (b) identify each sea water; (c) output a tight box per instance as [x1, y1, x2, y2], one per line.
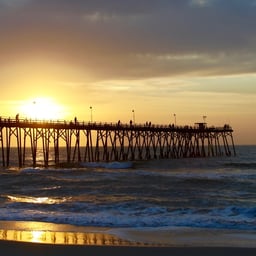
[0, 145, 255, 232]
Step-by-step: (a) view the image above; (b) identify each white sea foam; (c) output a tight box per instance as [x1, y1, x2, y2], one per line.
[20, 167, 43, 173]
[0, 204, 255, 230]
[80, 161, 133, 169]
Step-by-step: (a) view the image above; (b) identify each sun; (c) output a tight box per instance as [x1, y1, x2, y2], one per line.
[20, 97, 65, 120]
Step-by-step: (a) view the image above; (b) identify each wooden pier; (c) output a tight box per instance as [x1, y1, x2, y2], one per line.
[0, 117, 236, 167]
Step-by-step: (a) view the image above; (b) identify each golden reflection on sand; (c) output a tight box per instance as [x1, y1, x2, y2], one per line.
[1, 221, 256, 248]
[31, 230, 45, 243]
[0, 229, 137, 246]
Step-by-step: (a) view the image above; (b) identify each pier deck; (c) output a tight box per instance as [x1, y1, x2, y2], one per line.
[0, 117, 235, 167]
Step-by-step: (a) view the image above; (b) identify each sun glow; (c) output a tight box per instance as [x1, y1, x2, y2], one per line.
[30, 230, 45, 243]
[20, 97, 65, 120]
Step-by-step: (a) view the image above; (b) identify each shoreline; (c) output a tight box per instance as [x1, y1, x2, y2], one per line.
[0, 221, 256, 256]
[0, 220, 255, 248]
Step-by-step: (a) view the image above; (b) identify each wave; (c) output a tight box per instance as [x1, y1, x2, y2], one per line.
[224, 162, 256, 169]
[80, 161, 133, 169]
[19, 161, 133, 173]
[19, 167, 45, 173]
[0, 203, 255, 231]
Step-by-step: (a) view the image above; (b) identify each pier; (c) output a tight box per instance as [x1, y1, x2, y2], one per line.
[0, 117, 236, 167]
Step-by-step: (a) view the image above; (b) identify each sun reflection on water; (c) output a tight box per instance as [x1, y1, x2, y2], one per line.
[7, 195, 67, 204]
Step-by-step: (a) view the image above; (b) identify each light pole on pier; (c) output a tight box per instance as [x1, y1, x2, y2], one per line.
[203, 115, 207, 123]
[174, 113, 176, 126]
[132, 109, 135, 124]
[90, 106, 93, 123]
[33, 100, 37, 120]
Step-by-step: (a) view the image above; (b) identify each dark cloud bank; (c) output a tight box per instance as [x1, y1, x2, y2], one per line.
[1, 0, 256, 79]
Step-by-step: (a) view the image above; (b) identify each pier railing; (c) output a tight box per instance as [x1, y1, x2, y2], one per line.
[0, 117, 235, 167]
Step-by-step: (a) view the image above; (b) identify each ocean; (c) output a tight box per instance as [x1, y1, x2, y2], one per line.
[0, 145, 255, 233]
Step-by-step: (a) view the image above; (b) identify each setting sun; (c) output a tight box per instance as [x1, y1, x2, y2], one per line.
[20, 97, 65, 120]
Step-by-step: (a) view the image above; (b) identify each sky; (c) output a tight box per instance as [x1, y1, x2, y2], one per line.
[0, 0, 256, 144]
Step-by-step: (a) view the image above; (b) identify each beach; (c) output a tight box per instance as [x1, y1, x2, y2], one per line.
[1, 241, 256, 256]
[0, 220, 256, 255]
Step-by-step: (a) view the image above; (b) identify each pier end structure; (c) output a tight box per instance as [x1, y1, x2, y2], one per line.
[0, 117, 235, 167]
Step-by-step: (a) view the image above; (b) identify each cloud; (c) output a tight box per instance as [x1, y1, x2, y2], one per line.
[90, 77, 194, 99]
[1, 0, 256, 80]
[0, 0, 31, 8]
[189, 0, 218, 7]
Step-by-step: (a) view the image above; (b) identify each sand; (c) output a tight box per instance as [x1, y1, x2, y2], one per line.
[0, 221, 255, 256]
[1, 241, 256, 256]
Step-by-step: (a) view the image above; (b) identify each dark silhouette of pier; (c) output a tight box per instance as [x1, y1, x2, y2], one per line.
[0, 117, 235, 167]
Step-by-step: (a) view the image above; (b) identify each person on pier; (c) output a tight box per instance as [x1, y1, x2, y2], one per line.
[16, 114, 19, 122]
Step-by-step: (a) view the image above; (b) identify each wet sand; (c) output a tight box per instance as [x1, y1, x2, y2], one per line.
[0, 221, 255, 256]
[1, 240, 256, 256]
